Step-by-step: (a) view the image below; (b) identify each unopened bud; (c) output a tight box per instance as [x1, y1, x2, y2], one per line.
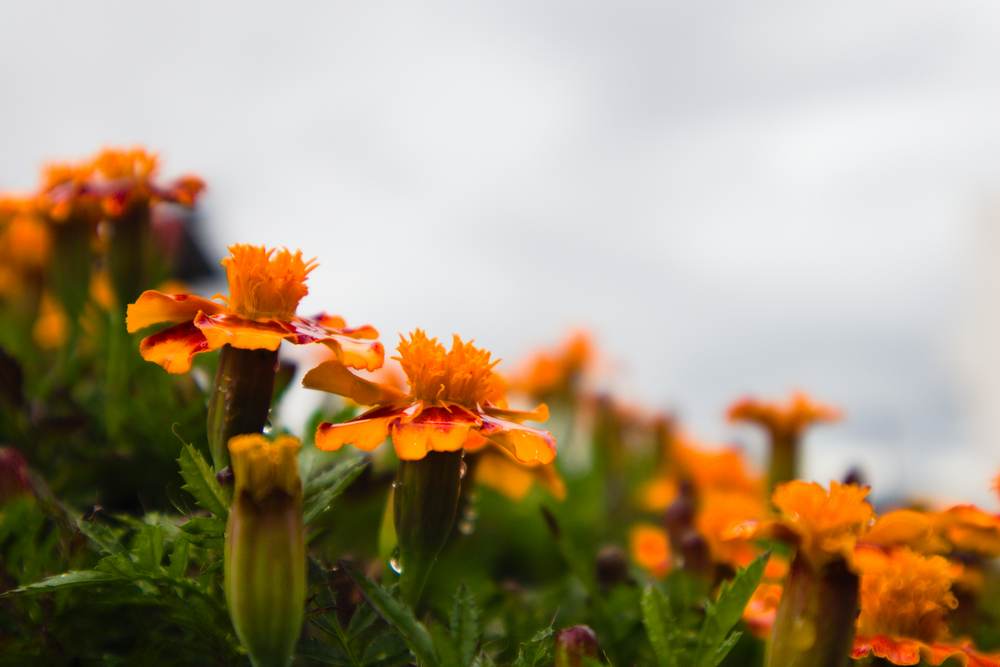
[555, 625, 600, 667]
[225, 434, 305, 667]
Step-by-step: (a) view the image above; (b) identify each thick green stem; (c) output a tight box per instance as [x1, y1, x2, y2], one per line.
[768, 432, 799, 491]
[207, 345, 278, 471]
[393, 450, 464, 608]
[766, 554, 858, 667]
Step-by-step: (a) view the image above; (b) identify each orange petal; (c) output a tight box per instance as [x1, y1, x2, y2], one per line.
[138, 321, 209, 374]
[322, 335, 385, 372]
[126, 290, 223, 333]
[474, 448, 565, 500]
[479, 415, 557, 465]
[193, 312, 286, 352]
[390, 406, 479, 461]
[483, 403, 550, 423]
[315, 406, 400, 452]
[303, 360, 406, 405]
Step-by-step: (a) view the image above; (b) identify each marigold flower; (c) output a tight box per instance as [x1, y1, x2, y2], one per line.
[509, 329, 594, 401]
[696, 490, 767, 568]
[32, 292, 68, 349]
[851, 547, 1000, 666]
[744, 582, 783, 638]
[862, 509, 949, 554]
[934, 505, 1000, 557]
[304, 330, 556, 465]
[674, 437, 764, 497]
[729, 481, 873, 569]
[38, 147, 204, 223]
[126, 244, 383, 374]
[727, 391, 842, 438]
[728, 391, 841, 488]
[629, 524, 671, 578]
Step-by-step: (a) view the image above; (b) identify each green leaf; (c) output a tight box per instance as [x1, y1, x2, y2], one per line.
[512, 626, 555, 667]
[76, 516, 126, 556]
[303, 457, 369, 524]
[131, 524, 166, 573]
[641, 586, 679, 667]
[178, 443, 229, 518]
[342, 561, 438, 667]
[450, 584, 480, 666]
[2, 569, 119, 596]
[694, 551, 769, 667]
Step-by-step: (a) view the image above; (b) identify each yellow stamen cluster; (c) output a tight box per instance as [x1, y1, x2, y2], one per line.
[857, 548, 958, 642]
[221, 244, 317, 321]
[773, 480, 873, 566]
[395, 330, 504, 406]
[228, 434, 302, 504]
[90, 147, 159, 183]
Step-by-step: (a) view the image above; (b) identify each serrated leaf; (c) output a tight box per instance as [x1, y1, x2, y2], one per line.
[132, 524, 166, 573]
[450, 584, 480, 666]
[168, 539, 190, 579]
[178, 443, 228, 518]
[2, 569, 118, 596]
[512, 626, 554, 667]
[694, 551, 769, 667]
[641, 586, 678, 667]
[342, 561, 438, 667]
[303, 457, 368, 524]
[76, 516, 125, 555]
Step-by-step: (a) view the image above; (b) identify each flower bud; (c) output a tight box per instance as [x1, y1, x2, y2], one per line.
[555, 625, 600, 667]
[225, 434, 305, 667]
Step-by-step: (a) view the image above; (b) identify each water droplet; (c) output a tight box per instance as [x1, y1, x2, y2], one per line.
[262, 423, 274, 436]
[388, 548, 402, 574]
[457, 518, 475, 535]
[458, 460, 468, 479]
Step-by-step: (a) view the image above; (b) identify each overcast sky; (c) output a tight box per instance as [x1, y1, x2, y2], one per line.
[3, 2, 1000, 502]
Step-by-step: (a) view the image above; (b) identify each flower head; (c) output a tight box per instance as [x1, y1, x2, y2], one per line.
[851, 547, 999, 666]
[727, 391, 841, 440]
[222, 245, 316, 321]
[304, 330, 556, 465]
[228, 433, 302, 504]
[126, 244, 382, 374]
[510, 329, 593, 401]
[630, 524, 671, 578]
[728, 481, 873, 569]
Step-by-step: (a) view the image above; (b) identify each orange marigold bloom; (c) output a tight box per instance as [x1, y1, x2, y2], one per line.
[630, 524, 671, 578]
[727, 390, 841, 437]
[728, 480, 873, 568]
[852, 547, 1000, 666]
[32, 292, 68, 349]
[674, 436, 764, 497]
[126, 244, 383, 374]
[509, 329, 593, 400]
[304, 330, 557, 464]
[696, 490, 768, 568]
[934, 505, 1000, 557]
[862, 509, 950, 554]
[743, 582, 783, 638]
[38, 147, 204, 222]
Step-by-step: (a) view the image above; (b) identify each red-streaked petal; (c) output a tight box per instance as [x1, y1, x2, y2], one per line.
[284, 317, 384, 370]
[483, 403, 550, 423]
[126, 290, 223, 332]
[303, 360, 406, 405]
[322, 335, 385, 372]
[390, 406, 481, 460]
[193, 312, 286, 352]
[479, 415, 557, 465]
[314, 405, 403, 452]
[138, 321, 209, 374]
[307, 314, 380, 340]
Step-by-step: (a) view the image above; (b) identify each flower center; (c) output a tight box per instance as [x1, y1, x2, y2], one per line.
[222, 244, 316, 320]
[395, 330, 504, 407]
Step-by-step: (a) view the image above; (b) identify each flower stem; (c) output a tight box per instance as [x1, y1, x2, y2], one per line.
[207, 345, 278, 471]
[767, 554, 858, 667]
[768, 432, 799, 490]
[393, 450, 464, 608]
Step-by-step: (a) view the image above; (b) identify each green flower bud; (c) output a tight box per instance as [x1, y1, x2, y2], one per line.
[225, 434, 305, 667]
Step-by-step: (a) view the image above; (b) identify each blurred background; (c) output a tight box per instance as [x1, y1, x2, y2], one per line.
[2, 1, 998, 502]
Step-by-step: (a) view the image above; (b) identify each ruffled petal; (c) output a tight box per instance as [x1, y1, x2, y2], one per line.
[138, 321, 209, 374]
[390, 405, 481, 460]
[285, 317, 384, 370]
[126, 290, 223, 333]
[479, 415, 557, 465]
[193, 312, 286, 352]
[315, 405, 402, 452]
[322, 335, 385, 372]
[853, 636, 1000, 667]
[483, 403, 549, 423]
[303, 360, 406, 405]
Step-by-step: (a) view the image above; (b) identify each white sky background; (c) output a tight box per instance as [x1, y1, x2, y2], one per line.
[3, 2, 1000, 503]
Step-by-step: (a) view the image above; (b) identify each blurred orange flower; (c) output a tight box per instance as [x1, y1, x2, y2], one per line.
[305, 330, 556, 464]
[852, 547, 999, 666]
[474, 448, 565, 501]
[630, 524, 670, 578]
[727, 391, 841, 439]
[509, 329, 593, 401]
[126, 244, 383, 374]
